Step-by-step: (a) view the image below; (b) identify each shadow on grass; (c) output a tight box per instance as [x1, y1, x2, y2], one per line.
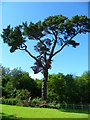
[59, 109, 89, 114]
[0, 112, 89, 120]
[0, 113, 22, 120]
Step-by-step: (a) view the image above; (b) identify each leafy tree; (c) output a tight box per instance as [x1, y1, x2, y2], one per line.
[47, 73, 66, 103]
[64, 74, 76, 103]
[1, 15, 90, 100]
[74, 72, 89, 103]
[2, 66, 11, 76]
[35, 79, 42, 98]
[47, 73, 89, 104]
[19, 72, 39, 98]
[2, 67, 39, 99]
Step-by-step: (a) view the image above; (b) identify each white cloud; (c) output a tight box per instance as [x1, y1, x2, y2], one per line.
[29, 72, 43, 80]
[9, 67, 43, 80]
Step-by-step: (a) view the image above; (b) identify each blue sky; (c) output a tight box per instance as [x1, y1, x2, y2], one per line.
[1, 2, 88, 79]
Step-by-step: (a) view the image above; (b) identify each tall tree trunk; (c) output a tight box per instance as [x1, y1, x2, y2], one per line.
[42, 69, 48, 101]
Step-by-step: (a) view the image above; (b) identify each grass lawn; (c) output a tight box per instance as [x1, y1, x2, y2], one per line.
[0, 104, 89, 119]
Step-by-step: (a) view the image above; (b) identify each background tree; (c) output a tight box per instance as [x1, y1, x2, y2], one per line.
[1, 15, 90, 100]
[1, 66, 89, 104]
[2, 67, 39, 99]
[74, 72, 89, 104]
[47, 73, 66, 103]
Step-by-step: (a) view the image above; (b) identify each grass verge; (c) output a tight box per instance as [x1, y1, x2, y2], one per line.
[0, 104, 89, 119]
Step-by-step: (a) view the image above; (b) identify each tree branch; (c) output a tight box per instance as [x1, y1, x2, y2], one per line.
[34, 36, 48, 63]
[52, 32, 79, 57]
[34, 36, 47, 48]
[19, 44, 38, 61]
[52, 42, 67, 57]
[25, 49, 38, 61]
[48, 32, 57, 61]
[44, 52, 46, 63]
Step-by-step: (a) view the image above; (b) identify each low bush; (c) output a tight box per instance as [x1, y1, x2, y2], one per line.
[39, 101, 48, 108]
[2, 97, 18, 105]
[56, 103, 61, 108]
[16, 97, 42, 107]
[16, 100, 30, 107]
[29, 97, 41, 107]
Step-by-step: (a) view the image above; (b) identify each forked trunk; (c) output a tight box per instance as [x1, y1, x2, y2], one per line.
[42, 69, 48, 101]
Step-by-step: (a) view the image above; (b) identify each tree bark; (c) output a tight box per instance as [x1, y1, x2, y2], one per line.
[42, 69, 48, 101]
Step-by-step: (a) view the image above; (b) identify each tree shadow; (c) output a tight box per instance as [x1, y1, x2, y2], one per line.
[0, 113, 22, 120]
[59, 109, 89, 114]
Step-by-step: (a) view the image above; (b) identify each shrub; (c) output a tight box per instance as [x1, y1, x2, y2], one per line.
[56, 103, 61, 109]
[16, 89, 30, 100]
[39, 100, 48, 108]
[16, 97, 42, 107]
[31, 97, 41, 107]
[16, 100, 30, 107]
[2, 97, 18, 105]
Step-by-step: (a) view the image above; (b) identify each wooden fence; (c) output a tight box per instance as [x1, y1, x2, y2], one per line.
[47, 103, 90, 110]
[60, 104, 90, 110]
